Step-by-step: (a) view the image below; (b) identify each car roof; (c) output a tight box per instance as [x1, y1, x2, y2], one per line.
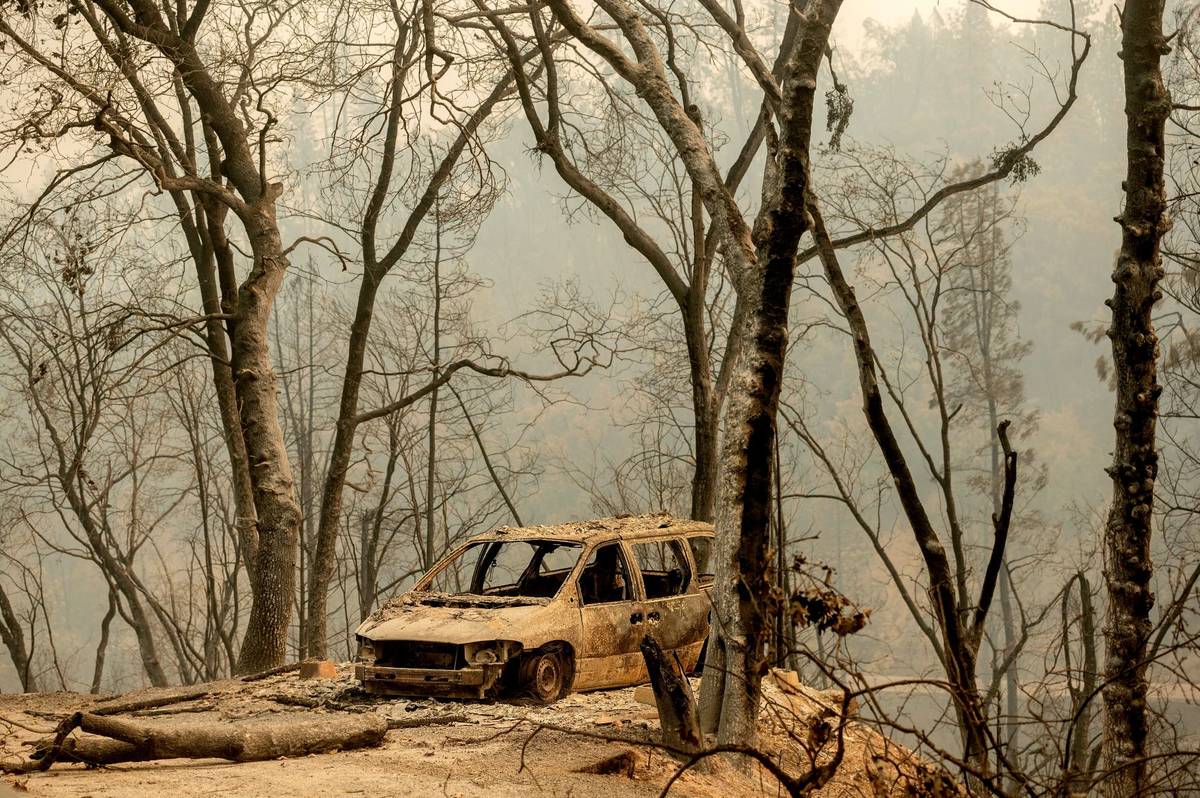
[465, 513, 713, 546]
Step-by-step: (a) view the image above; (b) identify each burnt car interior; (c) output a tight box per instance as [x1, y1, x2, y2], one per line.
[631, 540, 691, 599]
[578, 543, 632, 604]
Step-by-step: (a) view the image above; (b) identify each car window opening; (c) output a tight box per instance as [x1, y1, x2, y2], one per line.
[578, 543, 632, 605]
[425, 540, 583, 599]
[686, 535, 715, 584]
[632, 539, 691, 599]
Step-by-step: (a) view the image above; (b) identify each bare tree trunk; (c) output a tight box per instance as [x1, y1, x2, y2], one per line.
[1102, 2, 1170, 793]
[809, 205, 1000, 785]
[988, 396, 1021, 785]
[0, 583, 36, 692]
[685, 176, 719, 524]
[686, 314, 720, 523]
[308, 275, 379, 655]
[194, 196, 259, 580]
[1065, 570, 1100, 794]
[424, 231, 442, 570]
[997, 568, 1019, 773]
[304, 68, 514, 656]
[89, 590, 117, 694]
[233, 210, 302, 675]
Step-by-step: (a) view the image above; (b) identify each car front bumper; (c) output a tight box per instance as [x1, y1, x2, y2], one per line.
[355, 663, 504, 698]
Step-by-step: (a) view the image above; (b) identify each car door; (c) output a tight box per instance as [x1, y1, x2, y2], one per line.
[573, 541, 647, 690]
[629, 536, 709, 671]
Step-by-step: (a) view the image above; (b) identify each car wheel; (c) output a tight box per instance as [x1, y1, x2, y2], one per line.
[520, 645, 570, 703]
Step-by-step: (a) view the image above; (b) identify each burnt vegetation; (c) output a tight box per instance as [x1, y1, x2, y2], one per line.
[0, 0, 1197, 795]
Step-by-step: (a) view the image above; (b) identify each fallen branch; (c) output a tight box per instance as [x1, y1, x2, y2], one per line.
[131, 702, 216, 718]
[90, 690, 211, 717]
[239, 662, 303, 682]
[386, 713, 468, 730]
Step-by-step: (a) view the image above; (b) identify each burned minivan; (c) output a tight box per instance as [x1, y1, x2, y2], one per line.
[354, 514, 714, 702]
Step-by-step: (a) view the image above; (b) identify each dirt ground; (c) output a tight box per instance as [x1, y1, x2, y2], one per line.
[0, 666, 946, 797]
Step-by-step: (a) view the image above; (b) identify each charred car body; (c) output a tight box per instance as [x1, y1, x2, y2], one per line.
[354, 514, 714, 702]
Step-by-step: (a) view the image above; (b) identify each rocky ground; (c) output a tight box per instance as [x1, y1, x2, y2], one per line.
[0, 665, 950, 797]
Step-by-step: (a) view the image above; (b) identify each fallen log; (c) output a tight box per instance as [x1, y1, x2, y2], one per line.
[639, 635, 701, 756]
[5, 711, 388, 773]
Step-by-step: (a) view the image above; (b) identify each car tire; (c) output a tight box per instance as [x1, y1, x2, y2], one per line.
[519, 644, 571, 704]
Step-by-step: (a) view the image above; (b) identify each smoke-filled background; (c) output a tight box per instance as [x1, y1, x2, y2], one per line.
[0, 0, 1195, 781]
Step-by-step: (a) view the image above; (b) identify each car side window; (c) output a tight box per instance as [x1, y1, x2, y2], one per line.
[632, 539, 691, 599]
[578, 543, 632, 605]
[687, 535, 715, 585]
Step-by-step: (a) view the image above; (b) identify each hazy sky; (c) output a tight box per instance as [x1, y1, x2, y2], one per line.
[835, 0, 1045, 47]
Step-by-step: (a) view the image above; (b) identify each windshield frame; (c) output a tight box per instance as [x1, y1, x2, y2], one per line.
[413, 537, 585, 600]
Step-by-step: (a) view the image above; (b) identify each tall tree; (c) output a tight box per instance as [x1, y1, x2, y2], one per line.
[1102, 1, 1171, 795]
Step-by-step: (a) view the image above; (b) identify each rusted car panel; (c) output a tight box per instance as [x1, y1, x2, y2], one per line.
[354, 513, 714, 701]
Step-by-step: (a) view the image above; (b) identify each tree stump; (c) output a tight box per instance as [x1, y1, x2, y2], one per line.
[639, 635, 701, 756]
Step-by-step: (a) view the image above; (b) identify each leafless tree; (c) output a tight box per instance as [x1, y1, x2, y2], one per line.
[787, 5, 1091, 785]
[296, 0, 537, 658]
[0, 216, 185, 687]
[0, 0, 315, 673]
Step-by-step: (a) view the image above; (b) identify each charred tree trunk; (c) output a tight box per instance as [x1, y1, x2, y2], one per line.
[304, 69, 513, 658]
[1064, 570, 1100, 795]
[89, 590, 117, 694]
[698, 5, 839, 747]
[997, 568, 1019, 775]
[989, 395, 1021, 784]
[641, 635, 702, 754]
[809, 205, 999, 785]
[684, 174, 720, 524]
[1102, 2, 1169, 794]
[423, 238, 442, 571]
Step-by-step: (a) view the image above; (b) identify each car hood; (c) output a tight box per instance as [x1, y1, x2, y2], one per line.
[355, 592, 557, 645]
